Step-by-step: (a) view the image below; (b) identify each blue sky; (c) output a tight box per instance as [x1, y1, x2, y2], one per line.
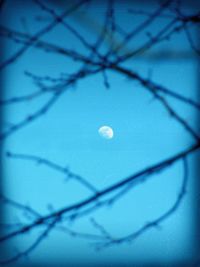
[1, 0, 199, 265]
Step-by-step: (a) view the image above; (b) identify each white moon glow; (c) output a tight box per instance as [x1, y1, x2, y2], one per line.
[98, 126, 114, 139]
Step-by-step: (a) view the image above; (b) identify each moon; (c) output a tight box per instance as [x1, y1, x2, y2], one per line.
[98, 126, 114, 139]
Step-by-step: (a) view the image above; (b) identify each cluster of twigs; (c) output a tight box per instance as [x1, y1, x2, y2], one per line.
[0, 0, 200, 265]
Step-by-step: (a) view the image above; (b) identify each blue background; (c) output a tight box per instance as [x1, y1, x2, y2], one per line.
[1, 0, 200, 266]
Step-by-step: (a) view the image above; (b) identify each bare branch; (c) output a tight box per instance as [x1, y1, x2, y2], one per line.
[93, 157, 189, 249]
[6, 151, 98, 194]
[0, 142, 199, 245]
[0, 0, 89, 71]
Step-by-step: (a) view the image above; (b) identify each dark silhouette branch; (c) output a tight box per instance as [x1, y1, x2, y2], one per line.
[0, 141, 199, 244]
[93, 157, 189, 249]
[0, 66, 103, 140]
[110, 65, 200, 140]
[0, 0, 89, 71]
[0, 217, 59, 265]
[6, 151, 98, 194]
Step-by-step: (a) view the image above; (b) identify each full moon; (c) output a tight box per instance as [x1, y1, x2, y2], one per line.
[98, 126, 114, 139]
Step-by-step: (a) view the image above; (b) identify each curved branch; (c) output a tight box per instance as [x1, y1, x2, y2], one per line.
[0, 141, 199, 244]
[94, 156, 189, 249]
[6, 151, 98, 193]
